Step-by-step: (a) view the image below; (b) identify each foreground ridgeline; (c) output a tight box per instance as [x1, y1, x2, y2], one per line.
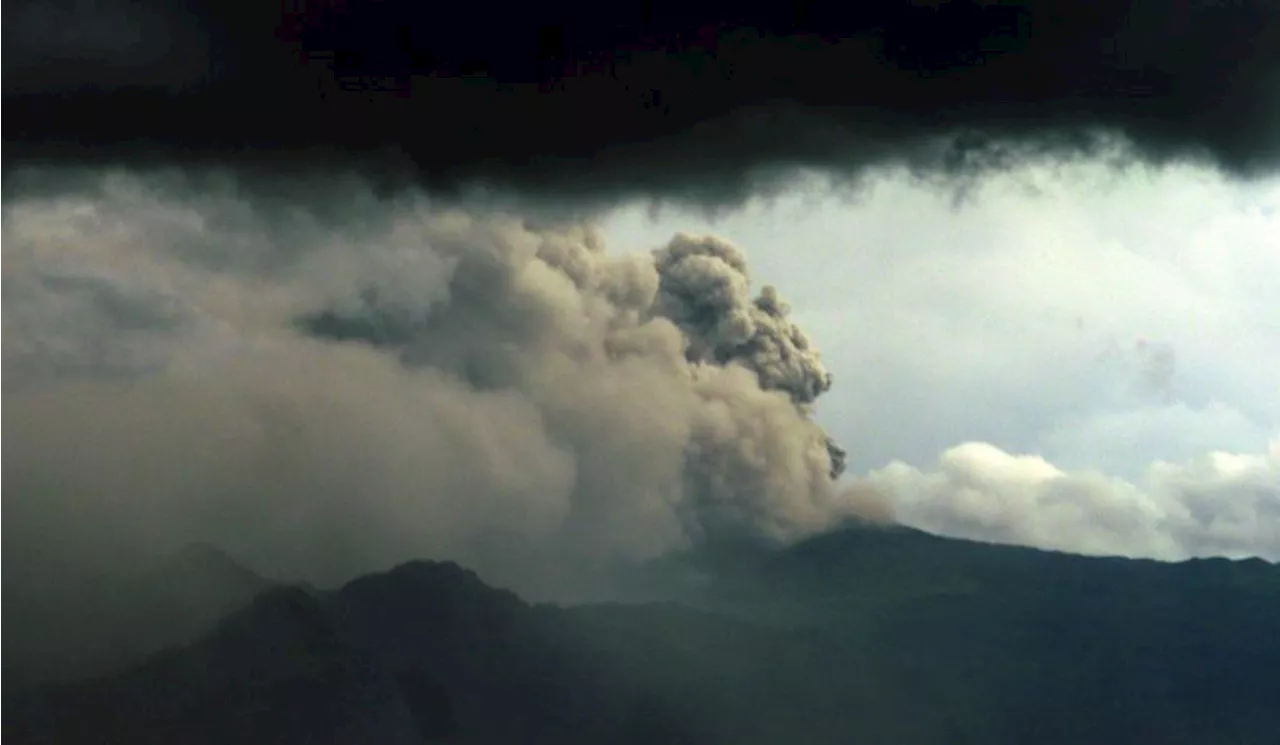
[5, 526, 1278, 744]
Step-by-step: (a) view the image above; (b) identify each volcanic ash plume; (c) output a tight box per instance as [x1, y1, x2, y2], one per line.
[302, 221, 852, 552]
[653, 234, 847, 479]
[3, 182, 877, 598]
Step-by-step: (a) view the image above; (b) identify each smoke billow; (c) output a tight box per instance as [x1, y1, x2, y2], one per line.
[2, 173, 880, 601]
[5, 0, 1279, 206]
[652, 234, 846, 477]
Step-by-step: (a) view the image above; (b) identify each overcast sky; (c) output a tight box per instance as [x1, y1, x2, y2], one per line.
[604, 163, 1280, 560]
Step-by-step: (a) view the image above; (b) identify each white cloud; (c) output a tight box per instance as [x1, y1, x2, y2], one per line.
[862, 440, 1280, 561]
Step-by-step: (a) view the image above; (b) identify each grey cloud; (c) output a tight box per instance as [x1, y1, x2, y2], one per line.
[3, 270, 194, 388]
[5, 0, 1279, 207]
[2, 176, 880, 603]
[1134, 339, 1177, 402]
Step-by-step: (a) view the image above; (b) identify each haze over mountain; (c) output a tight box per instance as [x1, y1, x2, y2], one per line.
[3, 543, 274, 689]
[6, 527, 1279, 745]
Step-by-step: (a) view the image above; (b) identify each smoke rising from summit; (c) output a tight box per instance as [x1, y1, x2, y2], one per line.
[652, 235, 846, 477]
[4, 0, 1279, 206]
[2, 173, 876, 600]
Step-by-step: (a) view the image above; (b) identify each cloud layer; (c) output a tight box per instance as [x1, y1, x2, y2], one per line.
[6, 0, 1279, 205]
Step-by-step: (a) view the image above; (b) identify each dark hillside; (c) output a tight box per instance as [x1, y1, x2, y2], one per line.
[6, 528, 1278, 744]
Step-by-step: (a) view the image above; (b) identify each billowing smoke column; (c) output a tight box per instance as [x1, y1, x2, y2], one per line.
[3, 178, 871, 600]
[298, 218, 851, 552]
[652, 234, 847, 479]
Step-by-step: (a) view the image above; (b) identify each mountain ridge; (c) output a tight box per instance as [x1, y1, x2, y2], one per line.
[6, 524, 1279, 744]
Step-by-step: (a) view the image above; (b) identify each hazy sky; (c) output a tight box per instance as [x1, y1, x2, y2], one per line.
[604, 163, 1280, 560]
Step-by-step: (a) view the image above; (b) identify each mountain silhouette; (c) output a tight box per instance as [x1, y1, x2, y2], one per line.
[6, 525, 1279, 744]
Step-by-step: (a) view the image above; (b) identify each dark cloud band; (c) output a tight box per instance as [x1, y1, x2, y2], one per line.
[5, 0, 1278, 205]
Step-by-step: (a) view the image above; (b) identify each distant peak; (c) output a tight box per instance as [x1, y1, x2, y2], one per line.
[168, 541, 237, 566]
[155, 542, 268, 588]
[355, 559, 491, 593]
[339, 559, 526, 611]
[364, 559, 499, 586]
